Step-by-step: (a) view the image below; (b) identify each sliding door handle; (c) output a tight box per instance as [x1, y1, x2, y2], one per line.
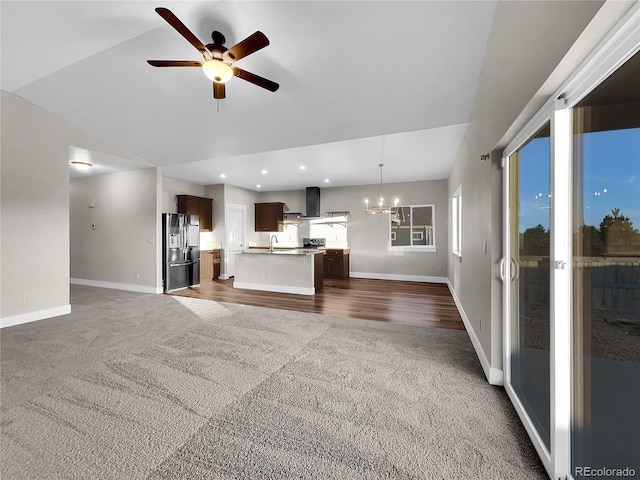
[510, 257, 519, 282]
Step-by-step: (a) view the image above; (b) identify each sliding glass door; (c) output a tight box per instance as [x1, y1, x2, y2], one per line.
[503, 8, 639, 478]
[571, 51, 640, 479]
[508, 124, 552, 452]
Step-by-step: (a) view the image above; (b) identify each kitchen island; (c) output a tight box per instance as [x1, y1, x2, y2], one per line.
[233, 249, 324, 295]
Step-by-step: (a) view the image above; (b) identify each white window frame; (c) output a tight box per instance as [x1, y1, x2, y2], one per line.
[389, 204, 436, 252]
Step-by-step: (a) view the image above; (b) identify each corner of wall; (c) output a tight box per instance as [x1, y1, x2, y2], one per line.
[447, 280, 504, 385]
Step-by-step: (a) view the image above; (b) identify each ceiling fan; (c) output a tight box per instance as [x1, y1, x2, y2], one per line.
[147, 7, 279, 99]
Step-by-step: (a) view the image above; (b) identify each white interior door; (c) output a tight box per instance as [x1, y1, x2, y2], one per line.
[225, 204, 246, 278]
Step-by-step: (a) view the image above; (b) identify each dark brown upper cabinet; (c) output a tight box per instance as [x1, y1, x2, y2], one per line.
[177, 195, 213, 231]
[255, 202, 284, 232]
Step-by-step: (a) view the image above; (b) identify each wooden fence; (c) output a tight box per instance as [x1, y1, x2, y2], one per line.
[520, 256, 640, 313]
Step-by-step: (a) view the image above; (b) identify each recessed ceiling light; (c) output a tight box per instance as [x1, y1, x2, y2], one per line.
[299, 165, 306, 170]
[324, 178, 330, 183]
[220, 173, 226, 178]
[256, 184, 261, 189]
[69, 161, 93, 170]
[261, 169, 268, 175]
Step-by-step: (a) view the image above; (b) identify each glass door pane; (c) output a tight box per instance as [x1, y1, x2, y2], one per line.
[509, 123, 551, 450]
[572, 51, 640, 478]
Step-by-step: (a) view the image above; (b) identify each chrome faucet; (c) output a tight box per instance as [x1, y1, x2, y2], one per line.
[269, 235, 278, 253]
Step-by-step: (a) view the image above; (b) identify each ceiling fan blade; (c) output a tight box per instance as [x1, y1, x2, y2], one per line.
[224, 31, 269, 62]
[213, 82, 226, 99]
[233, 67, 279, 92]
[155, 7, 210, 58]
[147, 60, 203, 67]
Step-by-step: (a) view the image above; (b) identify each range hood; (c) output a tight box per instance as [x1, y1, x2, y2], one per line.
[299, 187, 321, 219]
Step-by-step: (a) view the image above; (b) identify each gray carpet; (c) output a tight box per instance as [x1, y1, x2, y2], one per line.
[1, 285, 546, 479]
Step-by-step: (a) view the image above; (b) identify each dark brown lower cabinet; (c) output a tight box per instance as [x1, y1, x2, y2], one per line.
[314, 253, 324, 291]
[323, 249, 350, 279]
[212, 249, 220, 280]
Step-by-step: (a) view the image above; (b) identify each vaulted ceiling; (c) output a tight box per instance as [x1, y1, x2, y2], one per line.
[0, 1, 607, 191]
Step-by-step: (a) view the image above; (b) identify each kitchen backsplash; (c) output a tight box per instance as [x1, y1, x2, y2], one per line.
[200, 232, 219, 250]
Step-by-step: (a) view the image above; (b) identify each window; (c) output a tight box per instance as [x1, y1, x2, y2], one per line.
[452, 186, 462, 257]
[390, 205, 435, 251]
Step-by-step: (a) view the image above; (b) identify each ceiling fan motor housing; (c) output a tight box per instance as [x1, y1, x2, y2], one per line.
[207, 31, 230, 62]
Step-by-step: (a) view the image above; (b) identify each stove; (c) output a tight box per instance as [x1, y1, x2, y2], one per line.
[302, 238, 326, 249]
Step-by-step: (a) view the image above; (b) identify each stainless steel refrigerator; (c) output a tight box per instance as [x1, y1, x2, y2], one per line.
[162, 213, 200, 292]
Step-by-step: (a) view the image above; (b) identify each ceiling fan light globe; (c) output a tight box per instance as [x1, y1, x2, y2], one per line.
[202, 60, 233, 83]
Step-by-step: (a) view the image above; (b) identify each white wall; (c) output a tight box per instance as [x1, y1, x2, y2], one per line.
[70, 168, 161, 293]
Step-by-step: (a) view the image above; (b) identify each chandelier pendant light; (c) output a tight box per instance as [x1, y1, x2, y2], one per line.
[364, 163, 399, 215]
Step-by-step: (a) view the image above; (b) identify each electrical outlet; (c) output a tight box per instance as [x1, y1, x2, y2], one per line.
[135, 273, 140, 280]
[482, 240, 488, 254]
[479, 317, 482, 330]
[23, 294, 32, 304]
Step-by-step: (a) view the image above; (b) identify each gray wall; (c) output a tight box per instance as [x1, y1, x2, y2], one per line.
[224, 183, 261, 248]
[446, 0, 606, 383]
[70, 168, 162, 292]
[325, 181, 448, 279]
[205, 184, 225, 247]
[162, 176, 205, 213]
[217, 179, 448, 280]
[0, 91, 149, 324]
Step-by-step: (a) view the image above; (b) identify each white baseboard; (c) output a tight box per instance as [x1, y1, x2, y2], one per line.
[349, 272, 448, 283]
[446, 280, 504, 386]
[1, 304, 71, 329]
[70, 278, 162, 294]
[232, 281, 315, 295]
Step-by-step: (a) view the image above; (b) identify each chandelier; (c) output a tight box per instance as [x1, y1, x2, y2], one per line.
[364, 163, 399, 215]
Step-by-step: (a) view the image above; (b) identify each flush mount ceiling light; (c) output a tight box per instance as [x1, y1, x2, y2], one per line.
[364, 163, 399, 215]
[70, 161, 93, 171]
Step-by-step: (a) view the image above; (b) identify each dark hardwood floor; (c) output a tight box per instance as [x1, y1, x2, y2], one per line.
[171, 277, 464, 331]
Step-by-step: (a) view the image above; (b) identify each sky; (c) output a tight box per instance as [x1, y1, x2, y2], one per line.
[517, 127, 640, 233]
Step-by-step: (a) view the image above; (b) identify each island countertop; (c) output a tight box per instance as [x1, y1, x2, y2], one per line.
[242, 249, 325, 256]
